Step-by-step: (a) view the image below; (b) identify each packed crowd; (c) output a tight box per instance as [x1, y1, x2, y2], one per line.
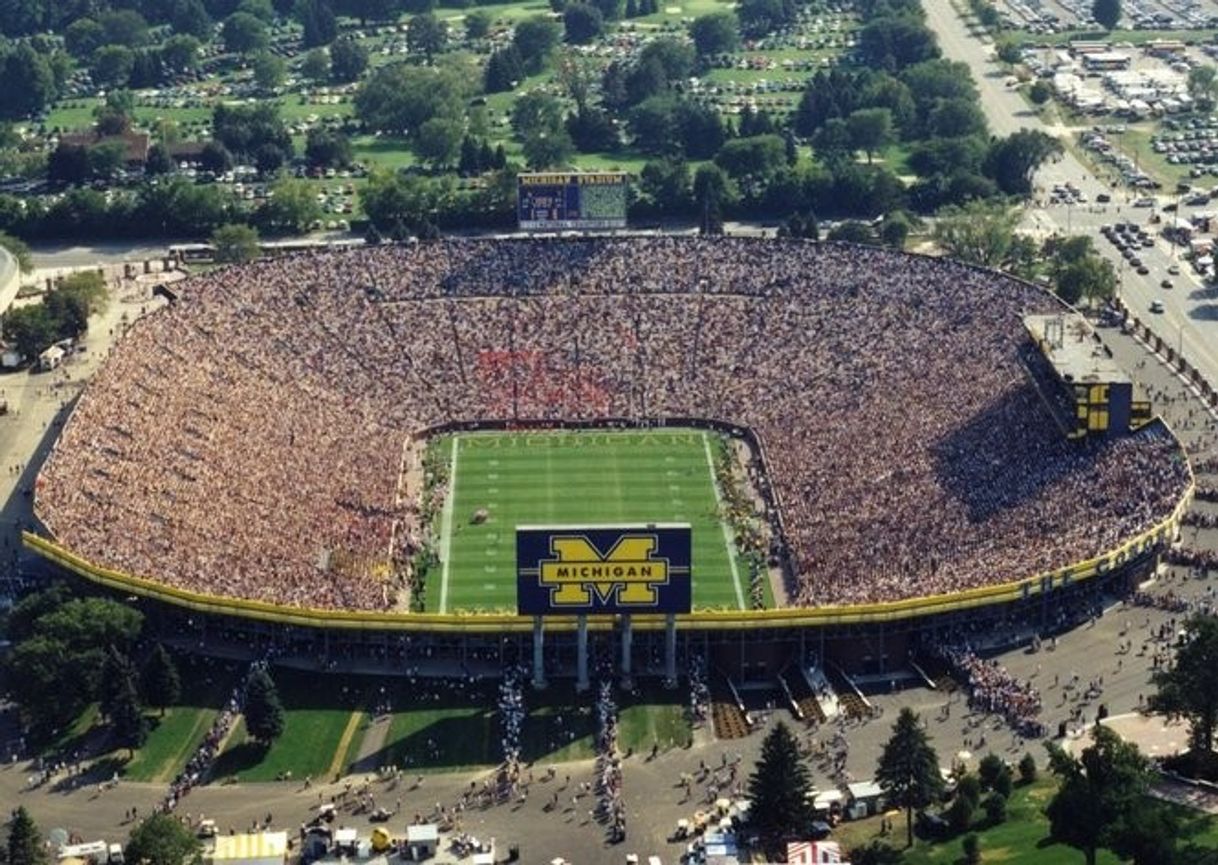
[36, 238, 1192, 609]
[498, 665, 526, 772]
[594, 681, 625, 843]
[936, 646, 1046, 738]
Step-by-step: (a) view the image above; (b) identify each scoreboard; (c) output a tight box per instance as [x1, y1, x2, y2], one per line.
[517, 172, 628, 231]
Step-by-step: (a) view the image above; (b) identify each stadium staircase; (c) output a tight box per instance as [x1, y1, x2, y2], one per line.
[710, 673, 751, 740]
[911, 652, 960, 693]
[778, 666, 827, 726]
[824, 664, 870, 720]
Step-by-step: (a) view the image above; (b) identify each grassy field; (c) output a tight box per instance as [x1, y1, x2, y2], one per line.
[431, 428, 748, 614]
[373, 680, 687, 772]
[212, 667, 364, 782]
[832, 776, 1218, 864]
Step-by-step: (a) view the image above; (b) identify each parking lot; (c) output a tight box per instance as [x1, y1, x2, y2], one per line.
[998, 0, 1218, 33]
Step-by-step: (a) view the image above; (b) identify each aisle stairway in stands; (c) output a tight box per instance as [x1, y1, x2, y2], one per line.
[824, 665, 869, 720]
[710, 673, 750, 739]
[912, 652, 960, 693]
[781, 667, 827, 725]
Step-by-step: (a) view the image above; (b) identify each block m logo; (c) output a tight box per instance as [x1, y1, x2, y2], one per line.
[538, 534, 670, 607]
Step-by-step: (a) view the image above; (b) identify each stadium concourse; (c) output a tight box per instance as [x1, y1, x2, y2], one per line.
[33, 239, 1189, 617]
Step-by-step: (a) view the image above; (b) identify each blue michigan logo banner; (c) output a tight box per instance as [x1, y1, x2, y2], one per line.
[516, 525, 692, 615]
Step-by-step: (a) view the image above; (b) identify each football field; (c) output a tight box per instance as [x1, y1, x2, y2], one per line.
[428, 428, 749, 613]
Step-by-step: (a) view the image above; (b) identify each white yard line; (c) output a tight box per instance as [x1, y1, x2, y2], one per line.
[702, 432, 746, 610]
[438, 437, 460, 614]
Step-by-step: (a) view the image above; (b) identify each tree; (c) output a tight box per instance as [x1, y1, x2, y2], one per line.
[222, 12, 268, 53]
[465, 9, 492, 39]
[100, 645, 138, 722]
[330, 36, 368, 82]
[296, 0, 338, 47]
[978, 753, 1004, 790]
[1018, 752, 1037, 784]
[984, 129, 1060, 196]
[747, 722, 814, 857]
[238, 0, 276, 22]
[846, 107, 894, 163]
[878, 211, 910, 248]
[932, 200, 1019, 267]
[6, 807, 48, 865]
[689, 11, 739, 56]
[0, 232, 33, 273]
[1029, 80, 1052, 105]
[162, 34, 202, 73]
[416, 116, 465, 167]
[305, 128, 352, 167]
[125, 814, 202, 865]
[715, 135, 787, 186]
[141, 644, 181, 716]
[65, 18, 106, 59]
[513, 16, 561, 75]
[694, 164, 731, 234]
[111, 678, 149, 754]
[0, 45, 58, 120]
[99, 9, 150, 47]
[995, 38, 1022, 65]
[356, 65, 468, 137]
[640, 157, 690, 210]
[211, 223, 260, 263]
[92, 45, 136, 88]
[199, 141, 234, 173]
[1045, 724, 1150, 865]
[1188, 66, 1218, 113]
[1152, 615, 1218, 760]
[484, 46, 524, 93]
[982, 792, 1006, 824]
[876, 707, 944, 847]
[1092, 0, 1120, 30]
[946, 792, 974, 834]
[1057, 254, 1115, 307]
[251, 51, 286, 91]
[828, 221, 874, 243]
[300, 47, 330, 81]
[961, 833, 981, 865]
[244, 667, 285, 745]
[563, 3, 602, 44]
[407, 13, 448, 60]
[171, 0, 214, 41]
[738, 0, 791, 37]
[851, 842, 903, 865]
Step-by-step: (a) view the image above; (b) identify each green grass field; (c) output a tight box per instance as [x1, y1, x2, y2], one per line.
[375, 681, 687, 772]
[430, 428, 749, 614]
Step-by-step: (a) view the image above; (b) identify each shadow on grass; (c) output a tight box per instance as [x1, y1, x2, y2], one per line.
[211, 741, 268, 779]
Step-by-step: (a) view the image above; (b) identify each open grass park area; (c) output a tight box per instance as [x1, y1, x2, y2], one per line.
[430, 428, 752, 614]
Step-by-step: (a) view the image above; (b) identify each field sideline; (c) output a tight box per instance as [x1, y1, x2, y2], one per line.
[430, 428, 749, 613]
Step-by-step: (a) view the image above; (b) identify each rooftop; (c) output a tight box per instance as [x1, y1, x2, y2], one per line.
[1024, 313, 1130, 386]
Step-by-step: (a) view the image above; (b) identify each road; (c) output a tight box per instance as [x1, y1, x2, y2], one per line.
[923, 0, 1218, 386]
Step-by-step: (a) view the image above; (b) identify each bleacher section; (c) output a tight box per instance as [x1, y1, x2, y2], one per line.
[825, 665, 870, 720]
[912, 653, 960, 693]
[781, 670, 827, 725]
[711, 674, 751, 740]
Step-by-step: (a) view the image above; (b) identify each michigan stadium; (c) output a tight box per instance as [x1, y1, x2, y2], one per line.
[24, 237, 1195, 686]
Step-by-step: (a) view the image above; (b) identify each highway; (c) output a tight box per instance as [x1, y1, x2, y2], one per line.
[923, 0, 1218, 386]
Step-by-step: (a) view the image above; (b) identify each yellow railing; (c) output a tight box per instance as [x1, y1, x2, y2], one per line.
[21, 468, 1192, 634]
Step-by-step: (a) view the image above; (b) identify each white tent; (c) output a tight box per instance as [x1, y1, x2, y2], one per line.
[209, 832, 287, 865]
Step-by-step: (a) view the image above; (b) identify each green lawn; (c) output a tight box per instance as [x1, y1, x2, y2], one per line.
[212, 668, 363, 782]
[374, 680, 686, 772]
[432, 428, 748, 614]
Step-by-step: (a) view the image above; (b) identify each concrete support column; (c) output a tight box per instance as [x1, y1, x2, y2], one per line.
[532, 616, 546, 690]
[621, 614, 633, 689]
[664, 614, 677, 689]
[576, 615, 590, 692]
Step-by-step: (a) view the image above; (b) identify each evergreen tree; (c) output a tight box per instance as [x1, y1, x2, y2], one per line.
[243, 667, 285, 745]
[111, 679, 149, 755]
[7, 807, 48, 865]
[746, 721, 815, 857]
[1092, 0, 1120, 30]
[141, 644, 181, 716]
[876, 707, 944, 847]
[100, 645, 138, 722]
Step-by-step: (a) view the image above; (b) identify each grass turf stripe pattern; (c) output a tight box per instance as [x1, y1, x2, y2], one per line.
[430, 428, 746, 613]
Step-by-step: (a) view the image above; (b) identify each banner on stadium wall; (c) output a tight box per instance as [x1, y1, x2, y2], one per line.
[516, 524, 692, 615]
